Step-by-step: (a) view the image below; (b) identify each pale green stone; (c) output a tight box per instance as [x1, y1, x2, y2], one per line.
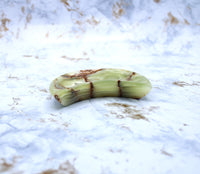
[49, 68, 152, 106]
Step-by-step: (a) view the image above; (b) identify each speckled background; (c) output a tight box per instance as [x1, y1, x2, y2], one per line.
[0, 0, 200, 174]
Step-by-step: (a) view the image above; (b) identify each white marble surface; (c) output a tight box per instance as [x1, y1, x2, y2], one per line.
[0, 0, 200, 173]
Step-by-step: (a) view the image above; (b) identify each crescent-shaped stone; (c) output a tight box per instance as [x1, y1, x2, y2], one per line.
[49, 68, 152, 106]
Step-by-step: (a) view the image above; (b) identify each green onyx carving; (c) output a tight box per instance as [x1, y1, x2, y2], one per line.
[49, 68, 152, 106]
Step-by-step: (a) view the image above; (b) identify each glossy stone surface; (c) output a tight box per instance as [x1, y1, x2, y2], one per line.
[0, 0, 200, 173]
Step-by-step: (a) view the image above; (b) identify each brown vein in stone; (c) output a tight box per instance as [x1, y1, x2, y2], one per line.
[153, 0, 160, 3]
[0, 14, 11, 33]
[128, 72, 136, 80]
[54, 95, 61, 103]
[62, 69, 103, 81]
[118, 80, 122, 97]
[161, 149, 173, 157]
[83, 76, 88, 82]
[90, 82, 94, 98]
[40, 160, 78, 174]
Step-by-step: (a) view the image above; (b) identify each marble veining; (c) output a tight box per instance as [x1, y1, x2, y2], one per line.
[0, 0, 200, 174]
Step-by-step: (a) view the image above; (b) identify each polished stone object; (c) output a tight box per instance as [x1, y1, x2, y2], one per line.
[0, 0, 200, 174]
